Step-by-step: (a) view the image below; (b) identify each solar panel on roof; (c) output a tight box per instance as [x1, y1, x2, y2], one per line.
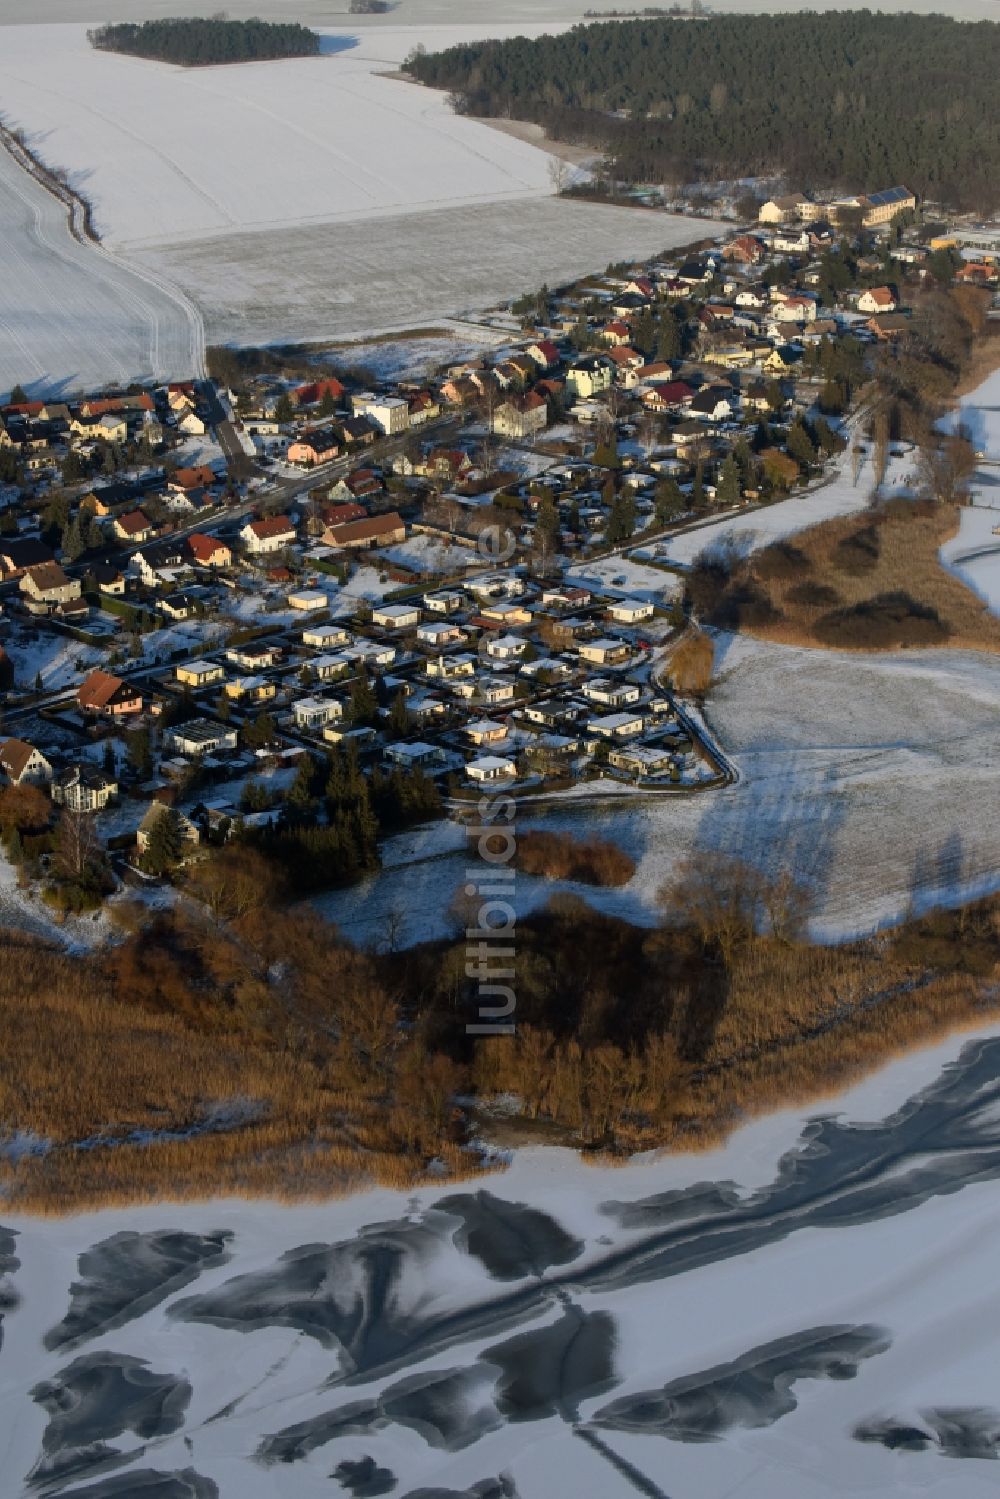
[868, 187, 910, 206]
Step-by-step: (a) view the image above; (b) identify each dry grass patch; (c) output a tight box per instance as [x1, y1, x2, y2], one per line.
[743, 499, 1000, 652]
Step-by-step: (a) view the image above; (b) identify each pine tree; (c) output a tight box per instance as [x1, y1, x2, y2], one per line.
[61, 517, 84, 563]
[786, 420, 817, 469]
[654, 477, 684, 526]
[141, 806, 187, 876]
[274, 393, 294, 423]
[389, 690, 411, 738]
[656, 309, 681, 361]
[348, 667, 378, 727]
[715, 453, 741, 506]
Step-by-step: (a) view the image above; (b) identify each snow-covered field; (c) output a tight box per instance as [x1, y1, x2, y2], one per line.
[0, 25, 569, 249]
[7, 1023, 1000, 1497]
[134, 198, 700, 351]
[0, 15, 707, 373]
[0, 136, 204, 398]
[1, 0, 998, 22]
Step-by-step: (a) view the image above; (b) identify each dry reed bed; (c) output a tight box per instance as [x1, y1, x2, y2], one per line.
[745, 501, 1000, 654]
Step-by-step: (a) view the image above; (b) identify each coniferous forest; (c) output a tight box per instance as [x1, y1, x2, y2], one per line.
[405, 11, 1000, 210]
[88, 17, 320, 66]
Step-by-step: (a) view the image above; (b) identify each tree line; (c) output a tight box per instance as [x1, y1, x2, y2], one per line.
[405, 11, 1000, 211]
[88, 17, 320, 66]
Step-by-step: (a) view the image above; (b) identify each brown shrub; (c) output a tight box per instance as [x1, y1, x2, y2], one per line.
[786, 580, 840, 608]
[833, 522, 881, 576]
[812, 591, 950, 649]
[514, 830, 635, 887]
[666, 629, 714, 694]
[754, 540, 811, 582]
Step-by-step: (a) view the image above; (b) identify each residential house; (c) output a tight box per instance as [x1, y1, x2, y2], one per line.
[301, 622, 351, 649]
[292, 695, 344, 731]
[166, 720, 239, 757]
[722, 234, 767, 264]
[484, 633, 527, 661]
[0, 737, 53, 785]
[417, 620, 464, 648]
[292, 377, 345, 409]
[323, 512, 406, 550]
[287, 589, 328, 612]
[353, 394, 410, 436]
[858, 285, 898, 314]
[527, 339, 561, 370]
[608, 743, 675, 777]
[186, 533, 232, 568]
[588, 710, 646, 740]
[465, 719, 508, 747]
[423, 588, 465, 615]
[581, 679, 642, 708]
[113, 509, 155, 544]
[0, 539, 54, 581]
[578, 638, 632, 667]
[51, 765, 117, 813]
[384, 741, 447, 770]
[466, 755, 516, 783]
[241, 515, 297, 555]
[175, 659, 225, 689]
[20, 562, 81, 611]
[224, 674, 276, 704]
[565, 357, 613, 400]
[78, 671, 141, 716]
[372, 603, 420, 631]
[492, 392, 548, 440]
[287, 429, 341, 467]
[309, 653, 350, 683]
[227, 642, 281, 670]
[608, 599, 654, 624]
[168, 465, 217, 496]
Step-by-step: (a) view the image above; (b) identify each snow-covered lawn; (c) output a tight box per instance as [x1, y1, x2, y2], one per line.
[328, 326, 513, 383]
[380, 534, 472, 574]
[4, 632, 105, 691]
[7, 1021, 1000, 1497]
[567, 552, 682, 603]
[659, 443, 917, 569]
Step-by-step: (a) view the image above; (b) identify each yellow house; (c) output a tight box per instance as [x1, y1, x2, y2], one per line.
[175, 659, 225, 689]
[70, 413, 128, 444]
[763, 346, 799, 374]
[224, 675, 276, 703]
[705, 345, 756, 369]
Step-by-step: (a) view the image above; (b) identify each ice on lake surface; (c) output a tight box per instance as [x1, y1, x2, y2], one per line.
[7, 1025, 1000, 1495]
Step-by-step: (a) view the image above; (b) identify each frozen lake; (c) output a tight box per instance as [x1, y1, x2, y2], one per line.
[6, 1023, 1000, 1496]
